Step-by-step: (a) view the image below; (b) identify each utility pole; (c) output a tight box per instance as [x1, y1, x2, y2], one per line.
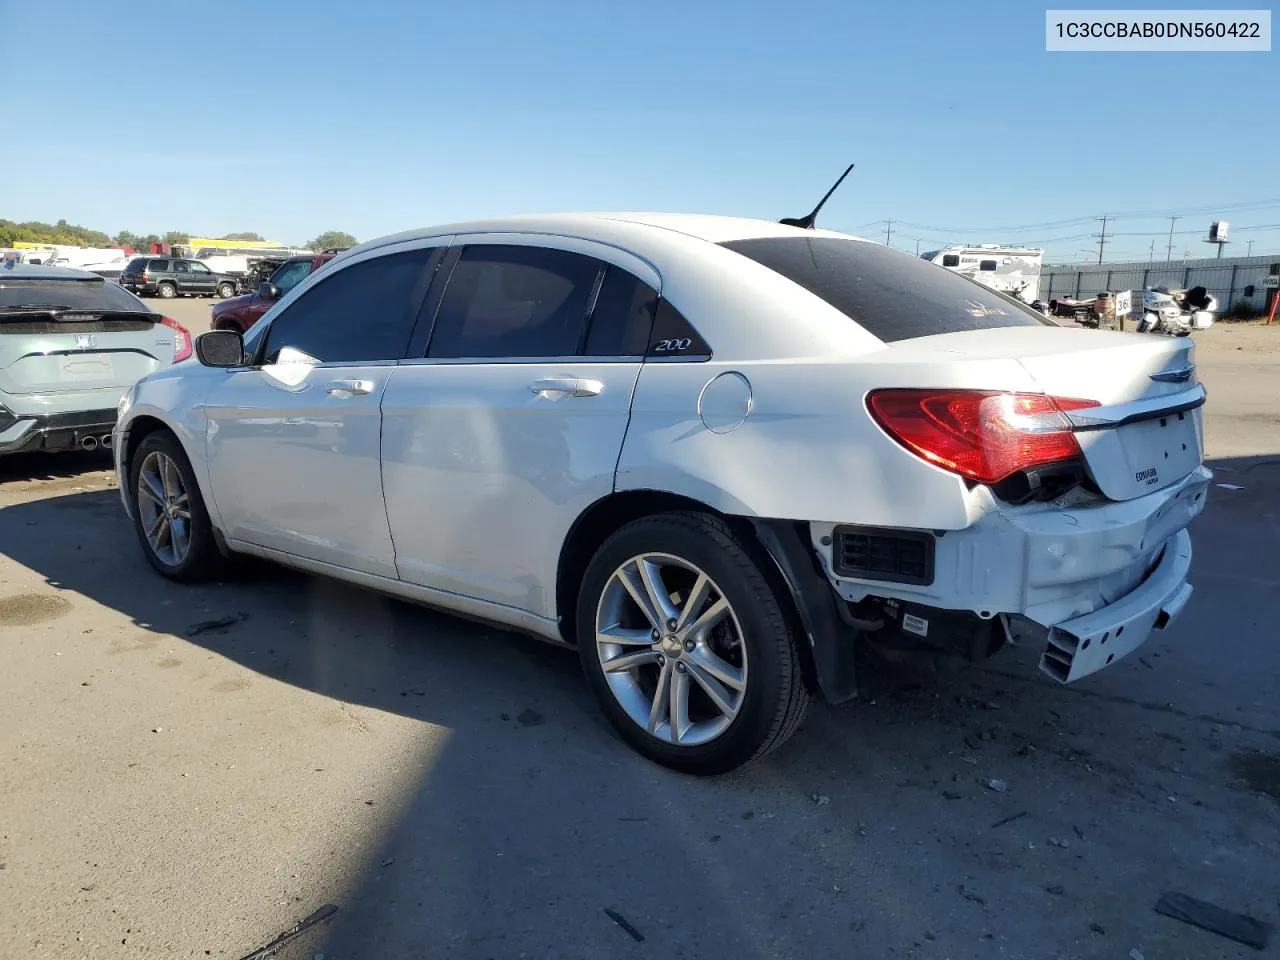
[915, 238, 921, 256]
[1166, 216, 1179, 261]
[1149, 240, 1155, 260]
[1247, 239, 1254, 256]
[884, 219, 893, 246]
[1096, 215, 1108, 264]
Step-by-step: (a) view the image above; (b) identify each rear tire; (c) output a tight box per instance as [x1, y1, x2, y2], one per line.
[216, 282, 236, 299]
[576, 511, 810, 775]
[157, 282, 177, 299]
[128, 431, 223, 582]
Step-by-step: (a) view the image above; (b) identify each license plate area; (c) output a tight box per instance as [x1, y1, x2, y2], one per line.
[1116, 411, 1201, 494]
[58, 355, 115, 381]
[1079, 407, 1204, 501]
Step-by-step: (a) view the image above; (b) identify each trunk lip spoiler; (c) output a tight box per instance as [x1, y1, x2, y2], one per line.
[1067, 383, 1206, 432]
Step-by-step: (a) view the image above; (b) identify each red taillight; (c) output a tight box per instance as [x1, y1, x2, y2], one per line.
[866, 389, 1100, 485]
[160, 316, 192, 363]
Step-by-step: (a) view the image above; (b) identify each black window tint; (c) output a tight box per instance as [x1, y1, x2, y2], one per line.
[583, 266, 657, 356]
[647, 299, 712, 357]
[150, 259, 169, 271]
[941, 254, 960, 267]
[720, 237, 1052, 343]
[172, 261, 189, 273]
[123, 259, 145, 274]
[262, 248, 434, 364]
[427, 245, 600, 359]
[979, 259, 998, 271]
[0, 278, 149, 311]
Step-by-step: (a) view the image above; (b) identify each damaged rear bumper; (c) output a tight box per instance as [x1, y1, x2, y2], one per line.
[806, 466, 1211, 684]
[1038, 527, 1192, 682]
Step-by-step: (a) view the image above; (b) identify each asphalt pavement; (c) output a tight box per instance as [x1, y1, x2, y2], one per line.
[1, 322, 1277, 960]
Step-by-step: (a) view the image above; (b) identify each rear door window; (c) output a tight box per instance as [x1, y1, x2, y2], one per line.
[581, 266, 658, 357]
[426, 245, 601, 359]
[720, 237, 1052, 343]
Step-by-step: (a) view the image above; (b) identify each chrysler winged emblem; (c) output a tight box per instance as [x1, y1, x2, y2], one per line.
[1150, 364, 1194, 384]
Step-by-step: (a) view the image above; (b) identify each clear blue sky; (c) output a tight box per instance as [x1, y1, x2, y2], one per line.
[3, 0, 1277, 263]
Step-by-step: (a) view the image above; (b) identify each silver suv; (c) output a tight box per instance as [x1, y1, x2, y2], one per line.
[1, 264, 189, 456]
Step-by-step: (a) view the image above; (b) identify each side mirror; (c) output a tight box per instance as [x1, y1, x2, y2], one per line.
[195, 329, 246, 368]
[257, 282, 281, 301]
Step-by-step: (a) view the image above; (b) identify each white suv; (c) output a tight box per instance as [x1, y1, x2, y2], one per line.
[113, 214, 1210, 774]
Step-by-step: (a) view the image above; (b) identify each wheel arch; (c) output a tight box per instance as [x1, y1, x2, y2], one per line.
[554, 489, 843, 699]
[120, 411, 227, 552]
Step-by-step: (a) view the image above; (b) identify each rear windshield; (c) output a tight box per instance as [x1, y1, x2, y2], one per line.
[0, 278, 151, 312]
[122, 259, 146, 273]
[720, 237, 1053, 343]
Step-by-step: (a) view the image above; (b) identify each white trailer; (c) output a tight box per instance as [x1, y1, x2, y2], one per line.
[921, 244, 1044, 303]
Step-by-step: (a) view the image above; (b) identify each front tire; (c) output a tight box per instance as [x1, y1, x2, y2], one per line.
[216, 282, 236, 299]
[129, 431, 222, 582]
[157, 281, 177, 299]
[577, 512, 810, 775]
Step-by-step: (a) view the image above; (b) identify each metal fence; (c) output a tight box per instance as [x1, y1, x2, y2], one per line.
[1039, 254, 1280, 313]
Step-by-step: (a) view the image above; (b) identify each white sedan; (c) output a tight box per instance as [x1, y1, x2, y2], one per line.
[113, 213, 1210, 775]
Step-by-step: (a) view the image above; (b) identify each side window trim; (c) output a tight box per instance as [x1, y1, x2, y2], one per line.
[573, 266, 608, 356]
[404, 247, 462, 360]
[644, 297, 713, 363]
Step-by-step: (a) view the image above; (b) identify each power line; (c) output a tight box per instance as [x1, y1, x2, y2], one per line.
[878, 197, 1280, 237]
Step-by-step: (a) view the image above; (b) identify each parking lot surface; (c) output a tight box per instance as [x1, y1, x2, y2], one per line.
[1, 322, 1278, 959]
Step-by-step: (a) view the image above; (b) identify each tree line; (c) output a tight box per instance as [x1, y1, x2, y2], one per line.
[1, 218, 356, 253]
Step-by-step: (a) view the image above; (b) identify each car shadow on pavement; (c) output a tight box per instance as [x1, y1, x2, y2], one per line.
[1, 457, 1279, 958]
[0, 449, 114, 484]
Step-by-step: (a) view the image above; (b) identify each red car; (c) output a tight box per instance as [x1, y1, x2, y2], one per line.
[210, 253, 336, 333]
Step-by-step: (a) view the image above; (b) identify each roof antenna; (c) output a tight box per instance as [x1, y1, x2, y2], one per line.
[780, 163, 854, 230]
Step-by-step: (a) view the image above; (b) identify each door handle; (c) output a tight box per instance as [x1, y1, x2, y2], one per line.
[529, 377, 603, 399]
[325, 378, 375, 398]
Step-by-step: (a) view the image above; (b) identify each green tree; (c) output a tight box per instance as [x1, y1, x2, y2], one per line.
[162, 231, 189, 246]
[307, 230, 357, 252]
[0, 217, 111, 247]
[221, 231, 264, 241]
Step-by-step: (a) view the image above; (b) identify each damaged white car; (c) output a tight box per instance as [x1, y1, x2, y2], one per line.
[113, 212, 1210, 774]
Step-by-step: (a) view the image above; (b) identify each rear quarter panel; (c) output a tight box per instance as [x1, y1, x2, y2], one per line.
[617, 355, 1043, 530]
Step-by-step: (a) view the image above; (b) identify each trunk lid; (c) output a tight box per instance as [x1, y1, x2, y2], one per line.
[899, 327, 1204, 501]
[0, 310, 172, 396]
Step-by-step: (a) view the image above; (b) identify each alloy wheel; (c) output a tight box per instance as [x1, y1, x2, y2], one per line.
[136, 450, 192, 567]
[595, 553, 748, 746]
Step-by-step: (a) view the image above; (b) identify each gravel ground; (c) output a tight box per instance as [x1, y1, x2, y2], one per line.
[0, 323, 1277, 960]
